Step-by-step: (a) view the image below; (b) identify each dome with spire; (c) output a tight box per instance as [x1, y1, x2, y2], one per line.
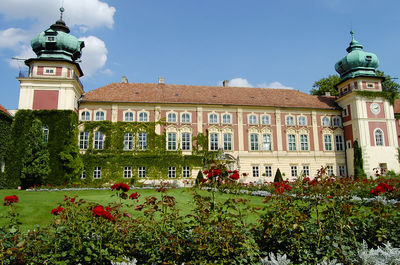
[335, 31, 379, 81]
[30, 7, 85, 62]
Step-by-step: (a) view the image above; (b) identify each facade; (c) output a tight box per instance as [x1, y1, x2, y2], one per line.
[12, 12, 400, 183]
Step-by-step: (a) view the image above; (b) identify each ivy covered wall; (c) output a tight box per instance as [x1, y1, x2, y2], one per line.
[0, 111, 12, 186]
[4, 110, 83, 188]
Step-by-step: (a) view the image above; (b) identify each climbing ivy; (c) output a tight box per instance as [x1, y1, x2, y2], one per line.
[4, 110, 83, 188]
[355, 90, 397, 105]
[0, 111, 12, 186]
[79, 121, 203, 183]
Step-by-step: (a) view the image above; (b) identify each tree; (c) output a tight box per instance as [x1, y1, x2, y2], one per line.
[20, 118, 50, 188]
[353, 140, 366, 179]
[310, 75, 341, 96]
[377, 70, 400, 97]
[274, 168, 283, 183]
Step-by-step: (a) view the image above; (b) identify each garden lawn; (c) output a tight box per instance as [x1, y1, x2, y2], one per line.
[0, 188, 265, 231]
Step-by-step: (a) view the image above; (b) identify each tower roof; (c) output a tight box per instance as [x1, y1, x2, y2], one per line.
[335, 31, 379, 81]
[30, 7, 84, 62]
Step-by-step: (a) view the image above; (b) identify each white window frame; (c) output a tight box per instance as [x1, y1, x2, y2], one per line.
[167, 112, 177, 123]
[332, 117, 341, 127]
[95, 111, 105, 121]
[168, 166, 176, 178]
[262, 134, 272, 151]
[81, 111, 90, 121]
[181, 113, 191, 123]
[248, 114, 258, 125]
[324, 134, 332, 151]
[291, 166, 297, 177]
[223, 133, 232, 151]
[250, 133, 259, 151]
[79, 131, 89, 150]
[343, 107, 348, 117]
[93, 167, 101, 179]
[265, 166, 272, 177]
[167, 132, 177, 150]
[209, 113, 218, 124]
[300, 134, 308, 151]
[288, 134, 296, 151]
[124, 132, 133, 150]
[298, 116, 307, 126]
[124, 166, 132, 178]
[94, 131, 104, 150]
[138, 132, 147, 150]
[322, 116, 330, 127]
[124, 111, 134, 122]
[338, 165, 346, 177]
[80, 172, 86, 179]
[327, 165, 334, 176]
[286, 116, 295, 126]
[374, 129, 384, 146]
[261, 115, 270, 125]
[252, 166, 259, 177]
[222, 113, 232, 124]
[138, 167, 146, 178]
[43, 125, 49, 143]
[138, 111, 149, 122]
[183, 166, 190, 178]
[181, 132, 191, 151]
[210, 133, 219, 151]
[43, 67, 56, 75]
[335, 134, 344, 151]
[302, 165, 309, 177]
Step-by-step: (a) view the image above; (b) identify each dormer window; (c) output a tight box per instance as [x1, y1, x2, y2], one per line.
[47, 36, 55, 42]
[366, 55, 372, 61]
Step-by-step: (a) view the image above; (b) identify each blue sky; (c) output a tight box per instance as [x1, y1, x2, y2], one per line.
[1, 0, 400, 109]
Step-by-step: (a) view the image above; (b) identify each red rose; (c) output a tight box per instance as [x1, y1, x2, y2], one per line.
[111, 184, 120, 191]
[129, 192, 141, 200]
[231, 172, 240, 180]
[213, 169, 221, 176]
[201, 178, 207, 183]
[4, 195, 19, 205]
[51, 206, 64, 215]
[70, 198, 75, 203]
[111, 183, 130, 192]
[242, 173, 247, 176]
[92, 205, 106, 216]
[203, 170, 209, 174]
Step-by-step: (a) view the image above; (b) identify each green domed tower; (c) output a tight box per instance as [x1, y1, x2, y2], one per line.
[18, 7, 85, 111]
[335, 31, 399, 177]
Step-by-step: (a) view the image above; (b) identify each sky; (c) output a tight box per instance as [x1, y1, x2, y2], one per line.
[1, 0, 400, 110]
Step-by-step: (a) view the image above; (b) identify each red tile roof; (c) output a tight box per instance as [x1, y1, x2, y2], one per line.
[0, 105, 12, 117]
[82, 83, 339, 110]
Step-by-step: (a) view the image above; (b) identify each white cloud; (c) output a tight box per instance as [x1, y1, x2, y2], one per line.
[0, 0, 115, 29]
[79, 36, 108, 76]
[7, 44, 36, 69]
[257, 81, 294, 90]
[0, 28, 29, 49]
[228, 78, 253, 87]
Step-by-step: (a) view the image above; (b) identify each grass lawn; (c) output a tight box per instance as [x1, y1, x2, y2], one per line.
[0, 188, 265, 231]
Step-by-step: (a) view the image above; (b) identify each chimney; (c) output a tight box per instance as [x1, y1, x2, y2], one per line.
[121, 76, 128, 83]
[325, 91, 331, 96]
[222, 80, 229, 87]
[158, 77, 165, 84]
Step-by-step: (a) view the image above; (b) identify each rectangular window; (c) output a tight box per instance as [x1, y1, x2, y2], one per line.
[324, 135, 332, 151]
[302, 165, 309, 177]
[250, 134, 259, 151]
[252, 166, 259, 177]
[93, 167, 101, 179]
[223, 133, 232, 151]
[181, 132, 191, 150]
[210, 133, 219, 151]
[335, 135, 344, 151]
[124, 166, 132, 178]
[262, 134, 272, 151]
[338, 165, 345, 177]
[300, 134, 308, 151]
[183, 166, 190, 178]
[94, 132, 104, 150]
[80, 172, 86, 179]
[124, 133, 133, 150]
[138, 132, 147, 150]
[168, 166, 176, 178]
[138, 167, 146, 178]
[79, 131, 89, 150]
[291, 166, 297, 177]
[167, 132, 177, 150]
[288, 134, 296, 151]
[327, 165, 334, 176]
[265, 166, 272, 177]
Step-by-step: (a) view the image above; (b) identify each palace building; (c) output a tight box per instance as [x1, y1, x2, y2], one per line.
[11, 10, 400, 183]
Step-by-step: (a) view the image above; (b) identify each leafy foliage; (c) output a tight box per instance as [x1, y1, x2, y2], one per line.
[274, 168, 283, 183]
[353, 140, 366, 179]
[377, 70, 400, 98]
[0, 112, 12, 185]
[310, 75, 341, 96]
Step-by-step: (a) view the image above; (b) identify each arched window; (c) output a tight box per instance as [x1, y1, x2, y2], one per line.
[209, 114, 218, 124]
[261, 115, 270, 125]
[81, 111, 90, 121]
[332, 117, 341, 127]
[375, 129, 384, 146]
[138, 112, 148, 122]
[222, 114, 231, 124]
[249, 115, 258, 125]
[181, 113, 191, 123]
[298, 116, 307, 126]
[124, 112, 134, 122]
[286, 116, 295, 126]
[322, 117, 330, 127]
[95, 111, 105, 121]
[167, 113, 177, 123]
